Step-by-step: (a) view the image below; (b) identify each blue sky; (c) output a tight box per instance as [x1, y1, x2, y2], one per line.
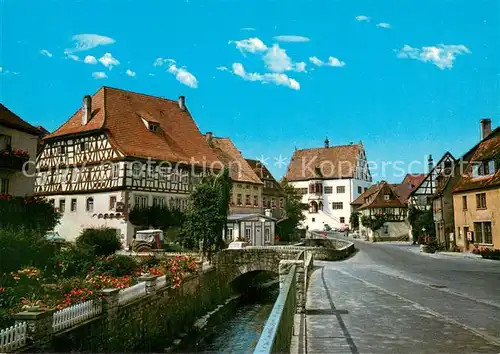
[1, 0, 499, 183]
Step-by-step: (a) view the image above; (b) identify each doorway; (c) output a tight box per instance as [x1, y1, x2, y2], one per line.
[255, 227, 262, 246]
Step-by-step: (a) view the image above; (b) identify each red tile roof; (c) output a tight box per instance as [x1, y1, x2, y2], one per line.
[246, 158, 285, 196]
[44, 87, 220, 167]
[285, 144, 363, 181]
[392, 174, 426, 203]
[209, 137, 263, 184]
[352, 181, 406, 209]
[453, 127, 500, 193]
[0, 104, 44, 136]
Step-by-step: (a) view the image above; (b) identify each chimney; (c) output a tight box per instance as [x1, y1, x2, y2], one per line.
[480, 118, 492, 140]
[205, 131, 213, 145]
[82, 95, 92, 125]
[428, 155, 434, 173]
[324, 137, 330, 148]
[178, 96, 186, 111]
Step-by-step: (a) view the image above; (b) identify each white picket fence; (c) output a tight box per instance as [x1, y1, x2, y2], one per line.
[52, 299, 102, 332]
[0, 322, 27, 353]
[118, 281, 146, 305]
[155, 275, 167, 290]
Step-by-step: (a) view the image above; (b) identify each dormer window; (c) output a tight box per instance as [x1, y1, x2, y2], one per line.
[472, 160, 496, 177]
[148, 123, 159, 132]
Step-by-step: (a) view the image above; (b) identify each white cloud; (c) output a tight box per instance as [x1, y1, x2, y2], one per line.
[84, 55, 97, 64]
[263, 44, 307, 73]
[327, 57, 346, 67]
[167, 63, 198, 88]
[397, 44, 471, 69]
[66, 54, 81, 62]
[40, 49, 53, 58]
[264, 44, 292, 72]
[148, 73, 155, 76]
[153, 57, 176, 67]
[98, 52, 120, 69]
[377, 22, 391, 29]
[309, 56, 323, 66]
[274, 35, 310, 43]
[356, 15, 371, 22]
[0, 66, 19, 75]
[92, 72, 108, 79]
[126, 69, 136, 77]
[65, 34, 115, 53]
[295, 62, 307, 72]
[229, 37, 268, 54]
[231, 63, 300, 90]
[241, 27, 256, 31]
[216, 66, 228, 71]
[309, 56, 346, 67]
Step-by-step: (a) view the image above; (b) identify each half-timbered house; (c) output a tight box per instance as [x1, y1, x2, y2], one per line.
[351, 181, 408, 241]
[35, 87, 221, 246]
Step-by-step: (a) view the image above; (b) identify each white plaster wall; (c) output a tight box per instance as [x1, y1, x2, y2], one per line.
[0, 125, 38, 197]
[291, 178, 372, 230]
[48, 191, 129, 245]
[50, 190, 191, 247]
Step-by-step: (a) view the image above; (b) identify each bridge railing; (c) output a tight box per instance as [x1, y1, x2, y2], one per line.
[254, 265, 297, 354]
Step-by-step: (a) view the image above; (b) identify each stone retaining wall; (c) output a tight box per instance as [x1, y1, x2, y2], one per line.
[16, 268, 231, 353]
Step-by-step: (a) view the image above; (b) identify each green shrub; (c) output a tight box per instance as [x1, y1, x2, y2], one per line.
[0, 227, 57, 276]
[76, 228, 122, 256]
[0, 195, 60, 234]
[139, 256, 162, 268]
[48, 245, 96, 278]
[96, 255, 138, 276]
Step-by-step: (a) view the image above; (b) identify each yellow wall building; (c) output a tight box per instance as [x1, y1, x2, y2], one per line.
[452, 120, 499, 250]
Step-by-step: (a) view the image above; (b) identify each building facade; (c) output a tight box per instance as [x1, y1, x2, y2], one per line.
[207, 135, 265, 214]
[452, 120, 499, 250]
[224, 213, 276, 246]
[246, 158, 285, 219]
[284, 139, 372, 231]
[352, 181, 408, 241]
[35, 87, 220, 246]
[0, 104, 45, 197]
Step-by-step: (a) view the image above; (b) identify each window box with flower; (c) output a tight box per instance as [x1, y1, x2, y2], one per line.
[0, 149, 30, 171]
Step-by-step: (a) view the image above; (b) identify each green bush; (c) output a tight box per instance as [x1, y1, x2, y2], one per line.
[48, 245, 96, 278]
[0, 195, 60, 234]
[139, 256, 162, 268]
[76, 228, 122, 256]
[96, 255, 138, 276]
[0, 227, 57, 276]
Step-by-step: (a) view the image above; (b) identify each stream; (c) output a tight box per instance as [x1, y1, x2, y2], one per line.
[178, 281, 279, 353]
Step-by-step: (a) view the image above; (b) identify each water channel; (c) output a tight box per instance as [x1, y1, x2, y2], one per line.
[179, 280, 279, 353]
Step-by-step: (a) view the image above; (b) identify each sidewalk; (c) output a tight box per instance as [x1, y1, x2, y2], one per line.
[383, 242, 490, 261]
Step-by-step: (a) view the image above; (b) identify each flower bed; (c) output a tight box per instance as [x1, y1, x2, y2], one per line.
[0, 254, 199, 327]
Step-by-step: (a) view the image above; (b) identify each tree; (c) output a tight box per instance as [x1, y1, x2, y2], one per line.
[277, 179, 307, 242]
[408, 207, 435, 241]
[181, 168, 232, 260]
[361, 213, 387, 239]
[0, 195, 60, 234]
[350, 211, 360, 230]
[129, 206, 185, 229]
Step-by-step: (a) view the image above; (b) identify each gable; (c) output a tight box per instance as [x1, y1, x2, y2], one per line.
[410, 152, 456, 197]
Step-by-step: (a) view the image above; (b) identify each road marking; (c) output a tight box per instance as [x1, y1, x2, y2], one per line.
[322, 262, 500, 310]
[368, 267, 500, 310]
[333, 268, 500, 347]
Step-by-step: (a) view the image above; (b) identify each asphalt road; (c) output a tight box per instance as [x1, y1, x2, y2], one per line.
[305, 240, 500, 353]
